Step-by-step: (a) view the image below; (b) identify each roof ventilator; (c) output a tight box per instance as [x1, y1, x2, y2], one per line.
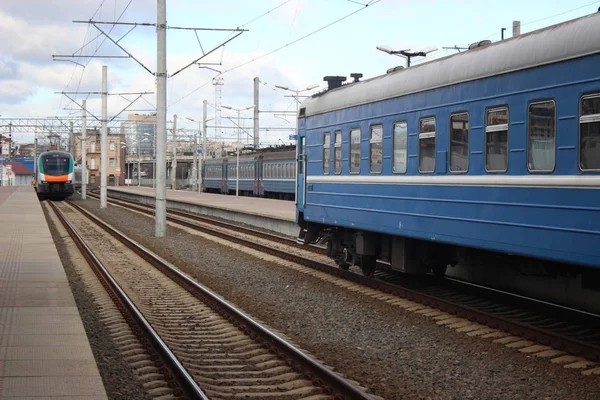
[323, 76, 347, 90]
[350, 73, 363, 82]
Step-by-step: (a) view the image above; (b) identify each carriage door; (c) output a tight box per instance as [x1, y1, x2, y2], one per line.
[296, 135, 306, 208]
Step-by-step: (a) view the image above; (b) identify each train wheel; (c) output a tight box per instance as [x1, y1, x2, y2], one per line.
[431, 263, 448, 278]
[337, 262, 350, 271]
[361, 255, 377, 278]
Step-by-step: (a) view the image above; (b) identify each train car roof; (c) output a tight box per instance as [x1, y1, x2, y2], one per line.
[259, 150, 296, 161]
[203, 149, 296, 163]
[39, 150, 72, 157]
[302, 12, 600, 117]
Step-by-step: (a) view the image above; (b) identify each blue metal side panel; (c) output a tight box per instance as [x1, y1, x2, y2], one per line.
[227, 179, 255, 192]
[204, 178, 222, 189]
[262, 179, 295, 194]
[303, 54, 600, 178]
[304, 182, 600, 267]
[298, 54, 600, 268]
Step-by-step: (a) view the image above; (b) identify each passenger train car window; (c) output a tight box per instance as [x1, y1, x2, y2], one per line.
[418, 117, 436, 173]
[323, 132, 331, 175]
[334, 131, 342, 174]
[528, 101, 556, 172]
[350, 128, 361, 174]
[43, 155, 71, 175]
[485, 107, 509, 173]
[370, 125, 383, 174]
[393, 121, 408, 174]
[450, 113, 469, 173]
[580, 94, 600, 171]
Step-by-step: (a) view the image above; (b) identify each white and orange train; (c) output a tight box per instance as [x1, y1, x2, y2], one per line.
[36, 150, 75, 200]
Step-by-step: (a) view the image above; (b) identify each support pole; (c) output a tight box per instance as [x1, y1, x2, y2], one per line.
[34, 136, 37, 178]
[155, 0, 167, 237]
[8, 123, 12, 160]
[192, 128, 198, 191]
[253, 77, 259, 148]
[171, 114, 177, 190]
[82, 99, 87, 200]
[137, 136, 141, 187]
[100, 65, 108, 209]
[236, 110, 240, 198]
[69, 121, 74, 153]
[200, 99, 207, 193]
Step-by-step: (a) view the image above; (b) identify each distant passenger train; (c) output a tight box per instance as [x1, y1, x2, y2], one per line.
[297, 12, 600, 281]
[202, 148, 296, 200]
[36, 150, 75, 200]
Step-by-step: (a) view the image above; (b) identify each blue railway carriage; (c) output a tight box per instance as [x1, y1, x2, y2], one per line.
[203, 157, 227, 194]
[297, 13, 600, 279]
[226, 154, 259, 196]
[259, 150, 296, 200]
[36, 150, 75, 200]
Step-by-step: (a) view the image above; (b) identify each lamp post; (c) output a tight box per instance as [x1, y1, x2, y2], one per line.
[185, 117, 202, 192]
[274, 84, 319, 203]
[138, 133, 152, 187]
[274, 84, 318, 136]
[375, 45, 437, 67]
[222, 104, 255, 198]
[118, 144, 127, 186]
[137, 136, 142, 187]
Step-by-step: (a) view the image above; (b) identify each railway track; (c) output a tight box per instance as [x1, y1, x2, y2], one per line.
[87, 191, 325, 256]
[49, 200, 375, 400]
[86, 192, 600, 364]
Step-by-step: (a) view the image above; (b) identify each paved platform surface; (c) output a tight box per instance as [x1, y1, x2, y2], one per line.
[109, 186, 296, 222]
[106, 186, 299, 237]
[0, 187, 108, 399]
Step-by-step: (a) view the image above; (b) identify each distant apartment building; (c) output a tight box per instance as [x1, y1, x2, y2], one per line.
[72, 129, 126, 186]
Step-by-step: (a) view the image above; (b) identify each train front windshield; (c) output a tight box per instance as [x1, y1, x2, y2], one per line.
[43, 156, 70, 175]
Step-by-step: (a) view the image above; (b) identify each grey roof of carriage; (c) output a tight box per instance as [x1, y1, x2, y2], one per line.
[302, 12, 600, 117]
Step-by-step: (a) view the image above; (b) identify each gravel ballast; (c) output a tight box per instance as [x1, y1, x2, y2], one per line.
[43, 204, 149, 400]
[62, 196, 600, 400]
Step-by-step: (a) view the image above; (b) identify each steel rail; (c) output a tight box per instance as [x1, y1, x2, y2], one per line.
[88, 193, 600, 362]
[48, 201, 209, 400]
[66, 200, 374, 400]
[88, 192, 325, 254]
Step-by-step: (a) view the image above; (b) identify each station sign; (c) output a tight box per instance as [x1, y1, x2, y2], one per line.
[289, 134, 298, 141]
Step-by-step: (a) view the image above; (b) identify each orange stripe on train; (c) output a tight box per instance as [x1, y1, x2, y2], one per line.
[44, 175, 69, 182]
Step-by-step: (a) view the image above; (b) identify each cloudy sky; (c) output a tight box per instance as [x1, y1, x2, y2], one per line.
[1, 0, 598, 145]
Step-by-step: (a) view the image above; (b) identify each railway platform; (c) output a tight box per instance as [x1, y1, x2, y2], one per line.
[0, 186, 107, 399]
[107, 186, 299, 237]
